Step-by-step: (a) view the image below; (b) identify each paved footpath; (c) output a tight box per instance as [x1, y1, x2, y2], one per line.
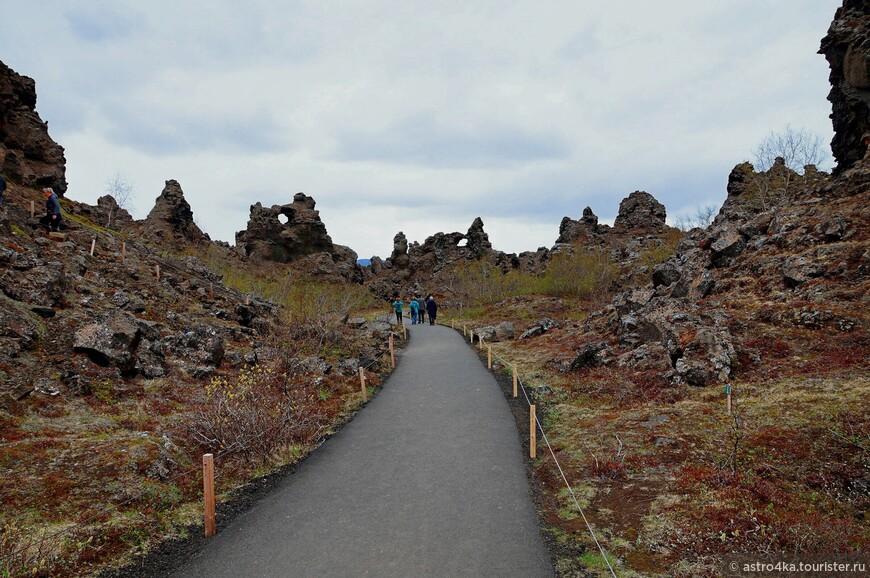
[170, 323, 554, 578]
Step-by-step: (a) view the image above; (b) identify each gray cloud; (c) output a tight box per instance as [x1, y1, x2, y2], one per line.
[335, 114, 570, 168]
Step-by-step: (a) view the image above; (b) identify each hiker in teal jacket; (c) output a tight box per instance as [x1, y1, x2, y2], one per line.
[409, 296, 420, 325]
[391, 297, 403, 325]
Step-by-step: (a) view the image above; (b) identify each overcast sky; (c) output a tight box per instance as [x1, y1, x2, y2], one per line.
[1, 0, 841, 259]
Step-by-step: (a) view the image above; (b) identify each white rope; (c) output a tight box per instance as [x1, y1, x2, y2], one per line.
[517, 371, 618, 577]
[454, 321, 618, 575]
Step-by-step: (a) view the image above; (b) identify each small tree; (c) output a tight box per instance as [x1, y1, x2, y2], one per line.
[752, 124, 828, 173]
[104, 173, 135, 227]
[674, 204, 718, 232]
[750, 125, 829, 208]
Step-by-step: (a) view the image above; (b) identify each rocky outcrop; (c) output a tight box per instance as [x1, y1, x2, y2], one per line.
[820, 1, 870, 172]
[557, 207, 604, 244]
[557, 191, 672, 247]
[235, 192, 362, 283]
[0, 60, 67, 195]
[613, 191, 668, 232]
[143, 180, 208, 246]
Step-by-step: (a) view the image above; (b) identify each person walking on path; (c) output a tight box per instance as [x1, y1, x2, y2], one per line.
[409, 296, 420, 325]
[426, 294, 438, 326]
[391, 296, 403, 326]
[417, 295, 427, 324]
[39, 187, 63, 231]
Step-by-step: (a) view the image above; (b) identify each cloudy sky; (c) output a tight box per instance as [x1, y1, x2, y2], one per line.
[2, 0, 841, 259]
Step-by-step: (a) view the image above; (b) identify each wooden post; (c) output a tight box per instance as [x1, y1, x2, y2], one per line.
[359, 367, 367, 403]
[725, 384, 732, 415]
[479, 335, 484, 351]
[512, 364, 518, 398]
[469, 331, 473, 345]
[155, 264, 160, 281]
[245, 294, 251, 306]
[89, 238, 96, 256]
[203, 454, 216, 537]
[530, 405, 537, 459]
[389, 333, 395, 368]
[121, 242, 126, 262]
[487, 345, 492, 369]
[30, 200, 35, 218]
[403, 325, 407, 340]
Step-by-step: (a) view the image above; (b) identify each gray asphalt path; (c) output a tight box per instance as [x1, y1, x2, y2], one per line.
[170, 322, 553, 578]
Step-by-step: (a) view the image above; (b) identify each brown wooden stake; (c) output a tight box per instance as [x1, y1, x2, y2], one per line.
[121, 242, 126, 262]
[451, 319, 455, 329]
[725, 384, 733, 415]
[155, 264, 160, 280]
[403, 325, 407, 340]
[469, 331, 473, 345]
[512, 364, 518, 398]
[389, 333, 395, 368]
[203, 454, 216, 537]
[30, 200, 35, 218]
[359, 367, 367, 403]
[530, 405, 537, 459]
[245, 294, 250, 306]
[479, 335, 484, 351]
[89, 238, 96, 256]
[487, 345, 492, 369]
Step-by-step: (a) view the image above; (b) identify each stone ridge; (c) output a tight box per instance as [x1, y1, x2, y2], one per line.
[0, 59, 67, 194]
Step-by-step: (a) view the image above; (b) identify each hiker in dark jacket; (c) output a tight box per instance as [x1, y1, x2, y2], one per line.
[417, 296, 427, 324]
[426, 294, 438, 325]
[39, 187, 63, 231]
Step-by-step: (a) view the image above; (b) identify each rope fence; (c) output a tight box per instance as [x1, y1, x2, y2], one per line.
[449, 319, 619, 578]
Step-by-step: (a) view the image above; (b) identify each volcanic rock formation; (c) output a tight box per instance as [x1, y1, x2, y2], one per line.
[0, 59, 67, 194]
[143, 180, 209, 246]
[820, 0, 870, 172]
[235, 192, 362, 283]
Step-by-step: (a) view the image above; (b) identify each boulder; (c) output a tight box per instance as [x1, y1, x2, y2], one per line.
[164, 325, 224, 368]
[652, 262, 682, 287]
[73, 311, 144, 371]
[0, 261, 66, 307]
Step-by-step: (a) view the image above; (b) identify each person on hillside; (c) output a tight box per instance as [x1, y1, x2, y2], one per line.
[409, 295, 420, 325]
[417, 295, 427, 324]
[391, 296, 403, 326]
[426, 294, 438, 326]
[0, 174, 6, 209]
[39, 187, 63, 231]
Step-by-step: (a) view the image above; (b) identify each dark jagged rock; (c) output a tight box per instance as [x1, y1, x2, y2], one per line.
[820, 1, 870, 172]
[613, 191, 667, 232]
[0, 60, 67, 195]
[465, 217, 493, 258]
[557, 207, 604, 243]
[235, 192, 362, 283]
[144, 180, 208, 246]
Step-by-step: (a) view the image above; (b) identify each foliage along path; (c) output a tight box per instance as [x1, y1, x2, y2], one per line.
[171, 322, 554, 577]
